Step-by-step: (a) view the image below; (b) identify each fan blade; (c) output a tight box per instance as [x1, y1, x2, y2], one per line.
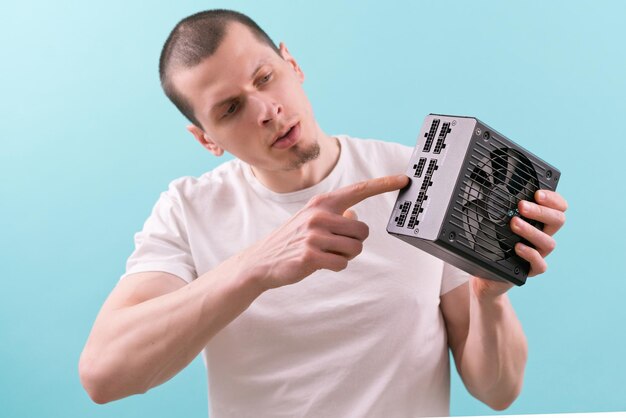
[490, 149, 508, 186]
[476, 157, 495, 189]
[471, 165, 493, 189]
[462, 199, 486, 247]
[506, 149, 534, 196]
[475, 219, 504, 261]
[462, 178, 482, 206]
[514, 175, 537, 203]
[494, 220, 520, 256]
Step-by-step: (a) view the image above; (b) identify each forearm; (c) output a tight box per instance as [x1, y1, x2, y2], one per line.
[81, 175, 407, 404]
[80, 252, 264, 403]
[459, 285, 528, 410]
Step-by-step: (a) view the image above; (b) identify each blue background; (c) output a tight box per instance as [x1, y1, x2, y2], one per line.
[1, 1, 624, 416]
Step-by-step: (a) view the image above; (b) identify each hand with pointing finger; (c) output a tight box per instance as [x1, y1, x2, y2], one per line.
[244, 174, 409, 291]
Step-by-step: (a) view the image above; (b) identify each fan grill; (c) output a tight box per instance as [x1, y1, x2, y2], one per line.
[454, 147, 540, 261]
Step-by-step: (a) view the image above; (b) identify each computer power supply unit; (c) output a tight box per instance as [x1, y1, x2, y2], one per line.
[387, 114, 561, 286]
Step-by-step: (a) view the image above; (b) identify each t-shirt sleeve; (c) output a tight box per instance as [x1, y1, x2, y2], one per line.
[440, 262, 470, 295]
[121, 188, 196, 284]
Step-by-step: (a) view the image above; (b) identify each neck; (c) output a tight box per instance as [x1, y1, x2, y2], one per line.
[251, 129, 340, 193]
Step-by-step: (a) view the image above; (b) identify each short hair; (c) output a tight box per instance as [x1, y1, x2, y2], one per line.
[159, 9, 280, 129]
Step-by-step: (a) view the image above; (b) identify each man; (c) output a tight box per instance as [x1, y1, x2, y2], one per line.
[79, 9, 567, 417]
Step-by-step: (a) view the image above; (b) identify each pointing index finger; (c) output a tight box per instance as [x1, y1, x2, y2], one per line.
[324, 175, 409, 213]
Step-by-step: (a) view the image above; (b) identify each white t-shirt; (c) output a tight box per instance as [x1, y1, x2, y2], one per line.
[124, 135, 469, 417]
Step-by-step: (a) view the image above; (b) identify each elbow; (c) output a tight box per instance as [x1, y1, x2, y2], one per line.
[79, 356, 113, 404]
[79, 352, 144, 404]
[488, 398, 514, 411]
[78, 355, 114, 405]
[484, 382, 523, 411]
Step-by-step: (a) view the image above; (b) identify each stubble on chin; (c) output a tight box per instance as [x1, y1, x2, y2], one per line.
[285, 142, 321, 170]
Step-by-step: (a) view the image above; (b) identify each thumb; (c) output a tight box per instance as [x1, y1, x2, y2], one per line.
[343, 209, 358, 220]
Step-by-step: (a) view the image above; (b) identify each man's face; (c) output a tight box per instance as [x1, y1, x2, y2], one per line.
[172, 23, 320, 173]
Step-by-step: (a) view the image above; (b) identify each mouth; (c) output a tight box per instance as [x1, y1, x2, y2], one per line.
[271, 122, 301, 149]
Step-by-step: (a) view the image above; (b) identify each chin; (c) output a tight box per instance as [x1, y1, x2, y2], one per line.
[285, 141, 321, 170]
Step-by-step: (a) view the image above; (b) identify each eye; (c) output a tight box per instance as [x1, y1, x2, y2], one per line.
[259, 72, 272, 84]
[222, 101, 240, 118]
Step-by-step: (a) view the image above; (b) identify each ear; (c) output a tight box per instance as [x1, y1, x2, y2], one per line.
[279, 42, 305, 83]
[187, 124, 224, 157]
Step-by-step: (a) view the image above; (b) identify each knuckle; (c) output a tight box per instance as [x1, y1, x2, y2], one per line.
[556, 211, 566, 227]
[349, 241, 363, 258]
[341, 259, 349, 269]
[535, 204, 545, 218]
[305, 211, 323, 229]
[304, 231, 321, 247]
[301, 248, 316, 264]
[308, 194, 326, 207]
[310, 209, 335, 229]
[334, 259, 349, 272]
[350, 181, 368, 195]
[545, 238, 557, 253]
[530, 223, 543, 239]
[362, 223, 370, 239]
[537, 261, 548, 275]
[353, 222, 369, 241]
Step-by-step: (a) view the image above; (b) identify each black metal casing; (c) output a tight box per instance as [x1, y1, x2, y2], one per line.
[387, 114, 560, 286]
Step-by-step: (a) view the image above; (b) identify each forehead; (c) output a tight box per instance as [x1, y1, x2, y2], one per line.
[171, 23, 280, 113]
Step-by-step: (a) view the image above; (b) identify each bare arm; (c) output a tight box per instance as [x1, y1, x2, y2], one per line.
[79, 255, 263, 404]
[442, 189, 567, 410]
[79, 174, 409, 404]
[441, 281, 527, 410]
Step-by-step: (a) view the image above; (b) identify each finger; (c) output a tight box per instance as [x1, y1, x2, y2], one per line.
[535, 190, 568, 212]
[343, 209, 358, 221]
[308, 211, 369, 241]
[324, 236, 364, 260]
[318, 252, 350, 272]
[307, 233, 364, 260]
[510, 216, 556, 257]
[306, 249, 350, 273]
[518, 200, 566, 236]
[319, 174, 409, 214]
[515, 242, 547, 277]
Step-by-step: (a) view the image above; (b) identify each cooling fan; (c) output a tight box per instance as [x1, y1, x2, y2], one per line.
[387, 114, 560, 286]
[462, 148, 541, 262]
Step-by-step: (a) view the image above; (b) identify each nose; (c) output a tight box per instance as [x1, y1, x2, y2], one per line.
[250, 94, 282, 126]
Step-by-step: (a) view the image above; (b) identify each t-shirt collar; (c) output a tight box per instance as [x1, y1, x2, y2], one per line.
[242, 135, 347, 203]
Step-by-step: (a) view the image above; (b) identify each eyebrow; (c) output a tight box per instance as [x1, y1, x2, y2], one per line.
[210, 60, 270, 114]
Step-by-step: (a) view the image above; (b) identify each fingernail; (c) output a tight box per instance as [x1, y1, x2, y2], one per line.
[517, 242, 527, 251]
[536, 191, 545, 201]
[397, 175, 410, 185]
